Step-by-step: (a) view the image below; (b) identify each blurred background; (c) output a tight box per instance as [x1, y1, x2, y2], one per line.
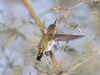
[0, 0, 100, 75]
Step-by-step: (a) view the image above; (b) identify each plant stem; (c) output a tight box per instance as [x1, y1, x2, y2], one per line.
[22, 0, 45, 35]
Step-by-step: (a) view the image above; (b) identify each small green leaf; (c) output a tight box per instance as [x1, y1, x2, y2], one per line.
[42, 20, 46, 28]
[29, 21, 34, 25]
[34, 17, 38, 25]
[69, 22, 78, 29]
[29, 72, 31, 75]
[42, 20, 48, 30]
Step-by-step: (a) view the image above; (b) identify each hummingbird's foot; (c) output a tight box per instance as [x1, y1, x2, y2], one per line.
[45, 50, 52, 56]
[48, 50, 52, 54]
[45, 51, 50, 56]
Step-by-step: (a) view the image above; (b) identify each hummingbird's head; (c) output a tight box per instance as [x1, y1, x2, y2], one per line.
[47, 24, 57, 34]
[47, 19, 57, 34]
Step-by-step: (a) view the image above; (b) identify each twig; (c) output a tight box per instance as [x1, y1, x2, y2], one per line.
[59, 41, 68, 67]
[66, 50, 100, 75]
[43, 55, 53, 66]
[64, 1, 84, 19]
[56, 0, 59, 7]
[49, 50, 59, 69]
[22, 0, 45, 35]
[77, 29, 100, 41]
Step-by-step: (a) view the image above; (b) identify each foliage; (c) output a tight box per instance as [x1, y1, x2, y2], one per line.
[0, 0, 100, 75]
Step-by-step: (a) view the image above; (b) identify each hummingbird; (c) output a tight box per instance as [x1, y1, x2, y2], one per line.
[37, 19, 84, 61]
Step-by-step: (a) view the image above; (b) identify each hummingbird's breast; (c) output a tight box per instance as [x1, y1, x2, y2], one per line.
[38, 33, 55, 52]
[38, 34, 50, 53]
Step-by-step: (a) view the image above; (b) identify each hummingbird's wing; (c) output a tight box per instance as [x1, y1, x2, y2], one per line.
[54, 34, 84, 42]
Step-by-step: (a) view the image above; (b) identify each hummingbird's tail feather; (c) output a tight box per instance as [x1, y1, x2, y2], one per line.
[37, 53, 43, 61]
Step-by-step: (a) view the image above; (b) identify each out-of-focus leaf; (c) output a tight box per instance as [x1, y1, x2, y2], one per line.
[57, 29, 64, 34]
[34, 17, 38, 25]
[0, 25, 27, 50]
[29, 21, 34, 26]
[42, 20, 46, 28]
[69, 22, 87, 30]
[94, 1, 99, 4]
[92, 13, 100, 18]
[12, 66, 22, 75]
[57, 15, 66, 24]
[69, 22, 78, 29]
[81, 23, 87, 29]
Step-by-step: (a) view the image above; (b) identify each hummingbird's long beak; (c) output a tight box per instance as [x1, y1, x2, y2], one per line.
[54, 19, 57, 25]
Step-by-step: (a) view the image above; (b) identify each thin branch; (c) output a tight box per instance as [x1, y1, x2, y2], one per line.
[59, 41, 68, 67]
[66, 50, 100, 75]
[56, 0, 59, 7]
[22, 0, 45, 35]
[64, 1, 84, 19]
[49, 50, 59, 69]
